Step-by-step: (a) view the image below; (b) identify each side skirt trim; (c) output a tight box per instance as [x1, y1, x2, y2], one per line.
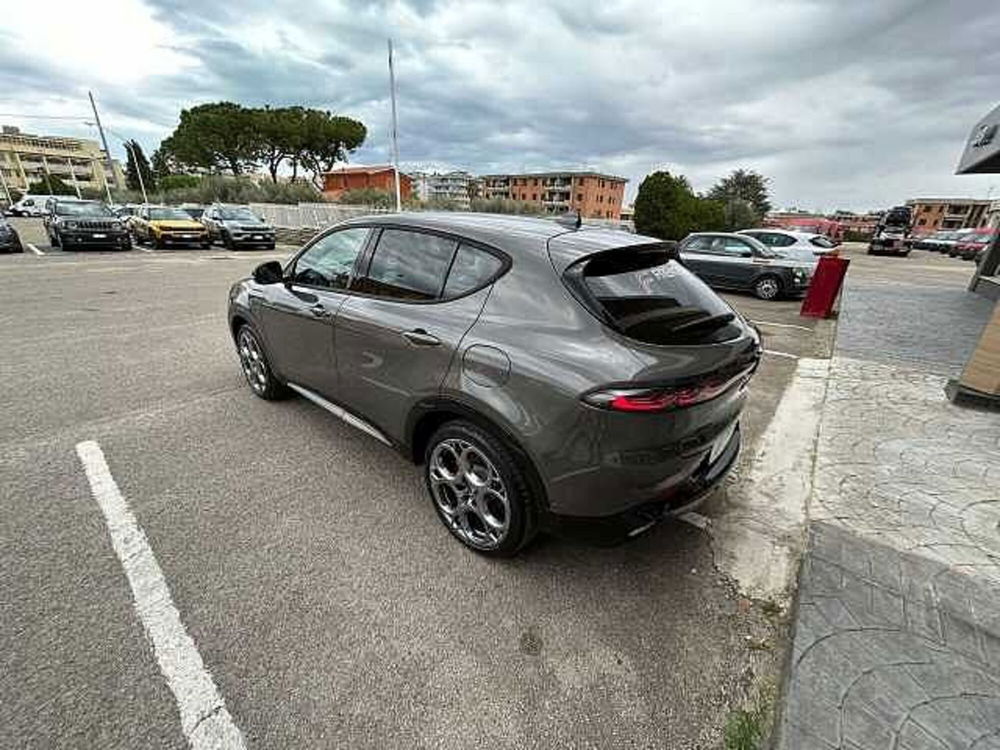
[286, 382, 392, 446]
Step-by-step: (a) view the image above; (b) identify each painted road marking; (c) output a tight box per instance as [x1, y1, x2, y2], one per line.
[138, 245, 154, 253]
[679, 511, 711, 530]
[754, 320, 811, 331]
[75, 441, 247, 750]
[764, 349, 800, 359]
[26, 243, 43, 256]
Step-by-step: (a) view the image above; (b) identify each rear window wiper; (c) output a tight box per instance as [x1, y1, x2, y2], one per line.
[666, 312, 735, 334]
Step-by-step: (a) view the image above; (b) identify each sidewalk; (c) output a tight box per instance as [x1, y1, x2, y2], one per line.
[776, 262, 1000, 748]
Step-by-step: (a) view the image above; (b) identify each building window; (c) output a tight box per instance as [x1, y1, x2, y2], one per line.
[576, 193, 583, 202]
[918, 218, 927, 226]
[532, 193, 537, 200]
[923, 205, 931, 212]
[533, 179, 538, 185]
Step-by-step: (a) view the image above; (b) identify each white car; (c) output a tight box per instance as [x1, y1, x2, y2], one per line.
[737, 229, 837, 262]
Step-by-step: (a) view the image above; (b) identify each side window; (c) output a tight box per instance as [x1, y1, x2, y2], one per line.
[443, 244, 504, 298]
[773, 234, 797, 247]
[682, 236, 713, 253]
[353, 229, 457, 301]
[716, 237, 754, 256]
[290, 228, 370, 289]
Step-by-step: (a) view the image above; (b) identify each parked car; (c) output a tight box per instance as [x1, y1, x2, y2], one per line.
[737, 228, 837, 257]
[8, 194, 59, 217]
[678, 232, 813, 300]
[178, 203, 205, 220]
[952, 230, 996, 260]
[0, 214, 23, 253]
[228, 213, 761, 555]
[201, 204, 275, 249]
[130, 205, 210, 248]
[43, 198, 131, 250]
[913, 230, 954, 251]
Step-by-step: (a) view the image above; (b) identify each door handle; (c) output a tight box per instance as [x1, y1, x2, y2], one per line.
[310, 303, 331, 318]
[401, 328, 441, 346]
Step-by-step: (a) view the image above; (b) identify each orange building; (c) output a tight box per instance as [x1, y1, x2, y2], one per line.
[481, 171, 628, 220]
[322, 165, 412, 201]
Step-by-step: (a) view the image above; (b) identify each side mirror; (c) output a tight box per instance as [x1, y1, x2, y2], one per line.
[252, 260, 284, 285]
[741, 250, 754, 258]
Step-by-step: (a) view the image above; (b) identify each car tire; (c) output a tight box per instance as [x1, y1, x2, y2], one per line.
[122, 237, 132, 251]
[753, 275, 782, 301]
[266, 242, 275, 251]
[201, 241, 211, 249]
[424, 420, 539, 557]
[50, 231, 61, 248]
[235, 324, 289, 401]
[154, 235, 165, 250]
[223, 232, 235, 250]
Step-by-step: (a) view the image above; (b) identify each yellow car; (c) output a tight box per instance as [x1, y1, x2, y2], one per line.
[131, 205, 210, 249]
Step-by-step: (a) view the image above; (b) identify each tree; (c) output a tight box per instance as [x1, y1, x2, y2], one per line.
[707, 169, 772, 227]
[150, 144, 178, 179]
[254, 106, 304, 183]
[28, 174, 75, 196]
[158, 102, 260, 175]
[295, 110, 367, 189]
[124, 140, 156, 193]
[633, 171, 722, 240]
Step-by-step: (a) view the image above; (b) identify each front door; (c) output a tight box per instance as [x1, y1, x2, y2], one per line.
[710, 236, 761, 290]
[252, 226, 371, 396]
[334, 229, 503, 440]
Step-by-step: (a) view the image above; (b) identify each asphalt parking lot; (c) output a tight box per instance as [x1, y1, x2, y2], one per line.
[3, 221, 920, 749]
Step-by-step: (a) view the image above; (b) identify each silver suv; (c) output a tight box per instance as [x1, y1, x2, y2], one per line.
[228, 214, 760, 555]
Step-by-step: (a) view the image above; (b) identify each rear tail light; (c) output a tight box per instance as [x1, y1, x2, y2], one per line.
[583, 364, 756, 413]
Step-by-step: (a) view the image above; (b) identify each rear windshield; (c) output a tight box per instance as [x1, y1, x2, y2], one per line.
[568, 245, 742, 345]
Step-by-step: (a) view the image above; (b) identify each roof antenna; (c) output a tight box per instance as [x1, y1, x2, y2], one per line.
[555, 210, 582, 230]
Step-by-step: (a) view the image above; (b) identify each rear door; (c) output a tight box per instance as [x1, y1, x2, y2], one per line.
[334, 228, 504, 440]
[251, 226, 371, 395]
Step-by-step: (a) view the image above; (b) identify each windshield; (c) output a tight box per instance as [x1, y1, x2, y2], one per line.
[572, 245, 741, 345]
[219, 207, 258, 221]
[967, 233, 994, 243]
[149, 207, 193, 220]
[55, 202, 114, 217]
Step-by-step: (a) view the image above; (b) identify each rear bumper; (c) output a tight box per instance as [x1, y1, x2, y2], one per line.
[542, 423, 741, 545]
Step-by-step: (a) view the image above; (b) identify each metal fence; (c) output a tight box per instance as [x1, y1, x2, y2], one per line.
[249, 202, 388, 229]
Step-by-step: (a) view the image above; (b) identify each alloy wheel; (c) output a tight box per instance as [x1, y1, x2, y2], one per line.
[428, 438, 510, 550]
[755, 277, 780, 300]
[237, 329, 269, 394]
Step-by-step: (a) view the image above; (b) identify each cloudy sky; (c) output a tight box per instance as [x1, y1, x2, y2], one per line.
[2, 0, 999, 211]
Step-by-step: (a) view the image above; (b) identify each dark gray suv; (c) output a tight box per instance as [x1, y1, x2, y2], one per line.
[228, 214, 760, 555]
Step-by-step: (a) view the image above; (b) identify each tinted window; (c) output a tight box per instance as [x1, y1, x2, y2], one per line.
[771, 233, 797, 247]
[574, 246, 740, 344]
[809, 236, 835, 248]
[442, 244, 503, 298]
[291, 228, 369, 289]
[354, 229, 457, 301]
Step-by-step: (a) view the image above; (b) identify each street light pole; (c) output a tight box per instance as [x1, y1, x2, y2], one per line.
[387, 38, 402, 213]
[88, 91, 119, 193]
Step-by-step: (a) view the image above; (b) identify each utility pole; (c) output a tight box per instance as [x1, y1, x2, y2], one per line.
[387, 38, 402, 213]
[124, 141, 148, 204]
[88, 91, 119, 193]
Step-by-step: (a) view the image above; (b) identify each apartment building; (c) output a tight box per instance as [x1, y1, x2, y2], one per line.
[906, 198, 991, 234]
[322, 165, 413, 202]
[0, 125, 124, 198]
[480, 171, 628, 220]
[412, 171, 471, 207]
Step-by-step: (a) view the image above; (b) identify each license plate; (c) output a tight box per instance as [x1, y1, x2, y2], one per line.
[253, 235, 262, 240]
[183, 234, 195, 239]
[710, 421, 737, 464]
[93, 233, 106, 239]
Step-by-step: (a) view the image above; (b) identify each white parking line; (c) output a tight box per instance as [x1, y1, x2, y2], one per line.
[753, 320, 811, 331]
[679, 511, 711, 530]
[26, 242, 43, 256]
[137, 245, 154, 253]
[764, 349, 800, 359]
[75, 441, 247, 750]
